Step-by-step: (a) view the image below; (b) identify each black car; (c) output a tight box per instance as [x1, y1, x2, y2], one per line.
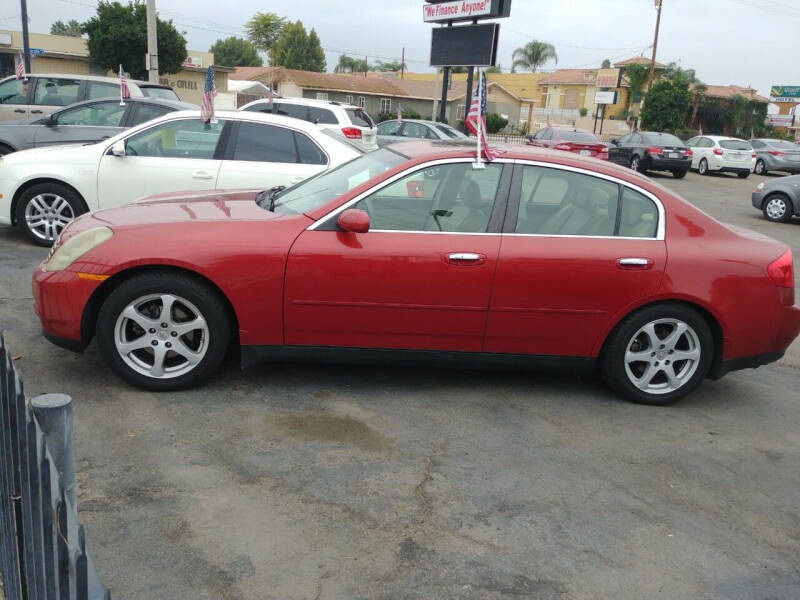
[0, 97, 195, 155]
[608, 131, 692, 178]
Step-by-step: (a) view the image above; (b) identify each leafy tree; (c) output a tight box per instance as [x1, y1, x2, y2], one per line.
[623, 63, 651, 111]
[640, 78, 691, 132]
[270, 21, 325, 71]
[50, 19, 83, 37]
[210, 37, 262, 67]
[486, 112, 508, 133]
[83, 1, 187, 80]
[601, 58, 611, 69]
[374, 60, 407, 73]
[245, 12, 286, 54]
[450, 66, 469, 74]
[511, 40, 557, 73]
[485, 64, 502, 74]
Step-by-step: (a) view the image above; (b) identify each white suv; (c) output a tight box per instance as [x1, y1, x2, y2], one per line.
[685, 135, 756, 179]
[240, 97, 377, 150]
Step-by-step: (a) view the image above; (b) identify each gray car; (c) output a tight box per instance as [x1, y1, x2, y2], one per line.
[751, 173, 800, 222]
[377, 119, 467, 146]
[0, 97, 194, 155]
[750, 138, 800, 175]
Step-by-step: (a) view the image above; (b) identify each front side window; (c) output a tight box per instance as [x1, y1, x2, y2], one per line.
[354, 162, 502, 233]
[377, 121, 402, 136]
[515, 166, 659, 238]
[0, 78, 28, 104]
[125, 118, 225, 159]
[56, 101, 126, 126]
[33, 77, 81, 106]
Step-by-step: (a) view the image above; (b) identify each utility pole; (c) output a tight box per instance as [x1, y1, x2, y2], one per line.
[19, 0, 31, 72]
[401, 47, 405, 79]
[146, 0, 159, 83]
[646, 0, 662, 92]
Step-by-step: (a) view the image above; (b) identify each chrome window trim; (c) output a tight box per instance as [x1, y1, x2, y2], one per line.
[512, 159, 666, 241]
[308, 157, 513, 231]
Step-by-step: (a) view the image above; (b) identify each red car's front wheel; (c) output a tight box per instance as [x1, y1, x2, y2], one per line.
[97, 272, 231, 391]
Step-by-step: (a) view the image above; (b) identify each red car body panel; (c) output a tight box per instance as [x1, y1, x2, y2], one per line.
[32, 143, 800, 377]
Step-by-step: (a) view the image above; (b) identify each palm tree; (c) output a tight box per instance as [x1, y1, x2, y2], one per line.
[690, 81, 707, 128]
[511, 41, 557, 73]
[334, 55, 356, 73]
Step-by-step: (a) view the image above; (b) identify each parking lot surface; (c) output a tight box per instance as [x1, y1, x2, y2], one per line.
[1, 170, 799, 600]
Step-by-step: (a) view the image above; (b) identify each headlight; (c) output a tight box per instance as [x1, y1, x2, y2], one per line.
[45, 227, 113, 272]
[755, 182, 765, 191]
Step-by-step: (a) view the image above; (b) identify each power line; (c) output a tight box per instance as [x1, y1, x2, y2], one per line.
[501, 25, 652, 52]
[723, 0, 800, 19]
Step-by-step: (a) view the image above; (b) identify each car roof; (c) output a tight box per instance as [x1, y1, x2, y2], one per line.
[704, 135, 746, 141]
[159, 109, 335, 133]
[1, 73, 171, 87]
[754, 138, 797, 143]
[245, 97, 360, 110]
[58, 97, 194, 111]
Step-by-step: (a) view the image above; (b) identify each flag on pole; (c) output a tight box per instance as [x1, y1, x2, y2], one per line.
[546, 112, 551, 127]
[268, 84, 274, 105]
[119, 64, 130, 105]
[16, 51, 25, 80]
[201, 66, 218, 123]
[464, 70, 503, 162]
[397, 106, 402, 122]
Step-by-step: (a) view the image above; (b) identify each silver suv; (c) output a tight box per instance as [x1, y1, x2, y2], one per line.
[240, 97, 377, 150]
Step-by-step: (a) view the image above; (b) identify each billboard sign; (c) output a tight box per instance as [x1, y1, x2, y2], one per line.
[423, 0, 512, 23]
[768, 114, 795, 127]
[594, 91, 617, 105]
[430, 23, 499, 67]
[770, 86, 800, 103]
[595, 68, 621, 89]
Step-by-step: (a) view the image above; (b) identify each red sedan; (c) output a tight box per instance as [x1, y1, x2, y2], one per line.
[33, 141, 800, 405]
[526, 126, 609, 160]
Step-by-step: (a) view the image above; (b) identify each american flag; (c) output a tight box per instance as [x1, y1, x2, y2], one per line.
[464, 71, 503, 161]
[119, 64, 130, 103]
[16, 51, 24, 80]
[397, 106, 402, 122]
[201, 66, 217, 122]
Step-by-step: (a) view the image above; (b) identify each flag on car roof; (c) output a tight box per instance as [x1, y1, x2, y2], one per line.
[464, 70, 503, 162]
[16, 51, 24, 80]
[397, 106, 402, 122]
[119, 64, 130, 105]
[201, 66, 217, 123]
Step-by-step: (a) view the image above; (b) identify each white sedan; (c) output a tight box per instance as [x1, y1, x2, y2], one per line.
[685, 135, 756, 179]
[0, 110, 362, 245]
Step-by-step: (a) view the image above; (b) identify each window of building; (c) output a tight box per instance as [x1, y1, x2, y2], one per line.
[345, 95, 353, 105]
[456, 104, 466, 120]
[315, 92, 329, 101]
[358, 96, 366, 108]
[380, 98, 391, 113]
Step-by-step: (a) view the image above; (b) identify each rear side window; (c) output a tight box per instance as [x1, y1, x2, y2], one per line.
[130, 103, 175, 126]
[33, 77, 81, 106]
[0, 78, 28, 104]
[559, 130, 599, 143]
[295, 132, 327, 165]
[308, 106, 337, 125]
[751, 140, 764, 149]
[618, 188, 658, 238]
[243, 102, 272, 114]
[436, 124, 466, 139]
[769, 140, 799, 150]
[232, 121, 327, 165]
[86, 81, 120, 100]
[56, 101, 126, 126]
[720, 140, 752, 150]
[274, 103, 309, 121]
[346, 108, 374, 127]
[139, 86, 180, 101]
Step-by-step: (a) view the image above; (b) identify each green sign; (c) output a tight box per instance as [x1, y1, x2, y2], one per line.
[770, 86, 800, 102]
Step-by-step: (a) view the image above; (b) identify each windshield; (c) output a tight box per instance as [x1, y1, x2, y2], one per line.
[273, 148, 406, 214]
[720, 139, 752, 150]
[346, 108, 375, 128]
[140, 86, 180, 101]
[560, 130, 599, 143]
[643, 132, 683, 146]
[435, 124, 467, 139]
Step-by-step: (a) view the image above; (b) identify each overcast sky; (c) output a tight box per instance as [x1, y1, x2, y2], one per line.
[10, 0, 795, 98]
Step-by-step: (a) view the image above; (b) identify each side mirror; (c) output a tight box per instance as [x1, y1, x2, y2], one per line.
[43, 114, 57, 126]
[338, 209, 370, 233]
[110, 140, 126, 157]
[610, 138, 619, 146]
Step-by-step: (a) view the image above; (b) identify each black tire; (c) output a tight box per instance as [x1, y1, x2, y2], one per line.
[754, 159, 767, 176]
[601, 303, 714, 405]
[96, 271, 231, 391]
[737, 172, 750, 179]
[698, 158, 709, 175]
[15, 182, 87, 247]
[762, 193, 793, 223]
[672, 170, 687, 179]
[0, 143, 14, 156]
[630, 155, 644, 172]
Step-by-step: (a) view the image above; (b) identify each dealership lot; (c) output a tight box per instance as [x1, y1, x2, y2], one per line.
[1, 171, 799, 599]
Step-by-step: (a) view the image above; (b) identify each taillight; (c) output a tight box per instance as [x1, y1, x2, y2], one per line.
[554, 143, 573, 151]
[752, 152, 757, 158]
[767, 249, 795, 288]
[684, 149, 693, 157]
[341, 127, 362, 140]
[647, 146, 663, 155]
[768, 150, 786, 157]
[713, 148, 723, 155]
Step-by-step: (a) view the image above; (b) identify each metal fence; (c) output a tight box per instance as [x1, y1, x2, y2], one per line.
[485, 133, 528, 146]
[0, 333, 109, 600]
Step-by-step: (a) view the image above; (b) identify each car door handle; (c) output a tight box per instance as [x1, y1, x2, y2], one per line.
[448, 252, 486, 265]
[617, 257, 653, 269]
[14, 109, 25, 113]
[31, 109, 43, 114]
[192, 171, 214, 180]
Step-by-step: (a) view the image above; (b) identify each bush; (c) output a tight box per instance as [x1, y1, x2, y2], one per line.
[640, 79, 692, 132]
[579, 107, 588, 117]
[377, 108, 422, 122]
[485, 112, 508, 134]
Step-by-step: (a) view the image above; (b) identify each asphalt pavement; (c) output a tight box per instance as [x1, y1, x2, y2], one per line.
[0, 169, 798, 600]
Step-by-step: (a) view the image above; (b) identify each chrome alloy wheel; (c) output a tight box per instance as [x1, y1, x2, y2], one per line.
[765, 197, 788, 220]
[114, 293, 209, 379]
[623, 318, 701, 395]
[24, 193, 74, 242]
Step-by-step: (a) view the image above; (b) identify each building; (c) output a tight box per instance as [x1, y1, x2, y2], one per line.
[691, 84, 770, 136]
[0, 29, 232, 104]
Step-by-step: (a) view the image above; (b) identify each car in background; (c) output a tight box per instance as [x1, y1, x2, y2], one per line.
[608, 131, 692, 178]
[0, 74, 178, 122]
[240, 97, 377, 150]
[525, 126, 608, 160]
[0, 97, 194, 155]
[750, 138, 800, 175]
[31, 140, 800, 406]
[376, 119, 467, 145]
[685, 135, 755, 178]
[0, 110, 362, 246]
[752, 174, 800, 222]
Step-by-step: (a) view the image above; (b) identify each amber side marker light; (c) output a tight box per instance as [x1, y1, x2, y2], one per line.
[77, 273, 110, 281]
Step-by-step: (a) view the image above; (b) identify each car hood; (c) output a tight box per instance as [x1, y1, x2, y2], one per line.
[91, 189, 282, 227]
[1, 142, 100, 164]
